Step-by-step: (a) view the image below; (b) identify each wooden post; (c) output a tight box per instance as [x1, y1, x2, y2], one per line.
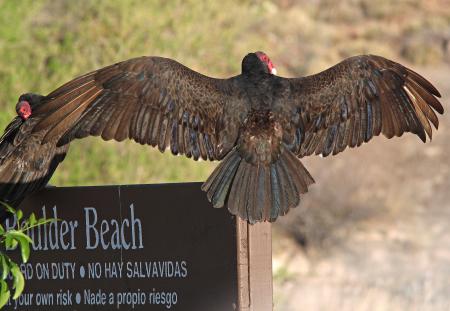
[237, 219, 273, 311]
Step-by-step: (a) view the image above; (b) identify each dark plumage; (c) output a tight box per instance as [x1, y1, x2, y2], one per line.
[0, 94, 68, 219]
[0, 53, 444, 223]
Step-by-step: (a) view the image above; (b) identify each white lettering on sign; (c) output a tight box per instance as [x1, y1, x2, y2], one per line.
[85, 204, 143, 250]
[104, 261, 124, 278]
[126, 261, 188, 278]
[56, 289, 73, 306]
[4, 206, 78, 251]
[19, 263, 34, 280]
[8, 288, 181, 309]
[35, 263, 50, 280]
[148, 288, 178, 309]
[7, 260, 187, 309]
[88, 262, 102, 279]
[50, 262, 76, 280]
[116, 289, 146, 309]
[3, 203, 145, 252]
[84, 289, 107, 306]
[35, 292, 54, 306]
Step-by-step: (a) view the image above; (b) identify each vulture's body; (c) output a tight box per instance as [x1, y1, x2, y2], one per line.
[0, 52, 443, 223]
[0, 94, 68, 219]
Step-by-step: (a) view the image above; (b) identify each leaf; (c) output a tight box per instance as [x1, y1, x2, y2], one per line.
[4, 231, 32, 262]
[5, 235, 18, 250]
[0, 280, 10, 308]
[37, 217, 59, 225]
[10, 264, 24, 299]
[28, 213, 37, 226]
[16, 210, 23, 222]
[19, 239, 30, 263]
[0, 255, 9, 280]
[6, 231, 33, 244]
[0, 224, 4, 235]
[0, 202, 15, 215]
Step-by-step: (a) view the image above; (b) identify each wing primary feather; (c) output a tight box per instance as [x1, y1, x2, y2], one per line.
[35, 84, 100, 132]
[407, 77, 444, 114]
[43, 88, 102, 143]
[144, 110, 157, 146]
[405, 85, 439, 129]
[158, 117, 169, 152]
[333, 121, 347, 155]
[203, 133, 215, 160]
[46, 72, 96, 99]
[36, 80, 96, 115]
[115, 99, 137, 142]
[322, 125, 337, 156]
[372, 96, 383, 136]
[365, 99, 373, 142]
[405, 67, 441, 97]
[102, 97, 134, 141]
[150, 112, 161, 146]
[183, 121, 192, 158]
[131, 105, 148, 144]
[89, 94, 120, 137]
[198, 133, 208, 160]
[137, 106, 153, 144]
[307, 130, 324, 155]
[170, 119, 179, 155]
[403, 86, 432, 140]
[57, 92, 109, 145]
[177, 121, 186, 155]
[342, 117, 354, 148]
[190, 129, 200, 161]
[358, 98, 368, 145]
[350, 109, 361, 147]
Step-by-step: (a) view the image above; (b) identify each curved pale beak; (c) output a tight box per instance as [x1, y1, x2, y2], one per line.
[271, 68, 277, 75]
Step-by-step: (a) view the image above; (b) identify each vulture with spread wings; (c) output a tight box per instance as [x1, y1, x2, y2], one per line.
[0, 52, 443, 223]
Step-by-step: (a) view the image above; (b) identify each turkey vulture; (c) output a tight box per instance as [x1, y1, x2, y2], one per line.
[0, 52, 443, 223]
[0, 93, 68, 219]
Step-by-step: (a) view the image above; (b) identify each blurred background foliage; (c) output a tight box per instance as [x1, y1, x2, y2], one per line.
[0, 0, 450, 310]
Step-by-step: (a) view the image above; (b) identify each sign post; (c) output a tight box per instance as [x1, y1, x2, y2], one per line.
[237, 220, 272, 311]
[2, 183, 272, 310]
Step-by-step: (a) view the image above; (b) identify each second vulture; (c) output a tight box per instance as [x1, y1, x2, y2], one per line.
[0, 52, 444, 223]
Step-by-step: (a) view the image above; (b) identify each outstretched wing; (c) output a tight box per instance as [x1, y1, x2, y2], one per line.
[32, 56, 244, 161]
[278, 55, 443, 157]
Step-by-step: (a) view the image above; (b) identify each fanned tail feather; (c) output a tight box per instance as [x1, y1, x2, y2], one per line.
[202, 146, 314, 223]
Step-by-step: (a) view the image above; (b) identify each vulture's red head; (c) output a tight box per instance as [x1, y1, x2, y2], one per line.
[16, 100, 32, 120]
[16, 93, 45, 121]
[255, 51, 277, 75]
[242, 51, 277, 76]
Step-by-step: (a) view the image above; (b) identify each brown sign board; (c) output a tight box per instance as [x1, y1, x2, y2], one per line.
[1, 183, 272, 311]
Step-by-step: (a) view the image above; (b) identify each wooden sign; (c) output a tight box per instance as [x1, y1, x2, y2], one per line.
[2, 183, 272, 310]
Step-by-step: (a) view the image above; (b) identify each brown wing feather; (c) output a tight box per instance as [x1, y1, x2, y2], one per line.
[0, 118, 68, 210]
[33, 56, 244, 161]
[279, 55, 443, 158]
